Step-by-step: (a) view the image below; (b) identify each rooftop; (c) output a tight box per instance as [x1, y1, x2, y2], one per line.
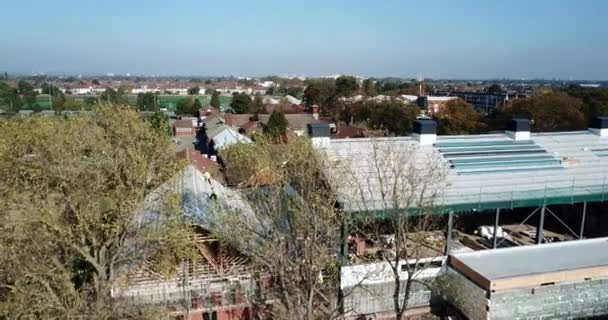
[319, 130, 608, 213]
[449, 237, 608, 291]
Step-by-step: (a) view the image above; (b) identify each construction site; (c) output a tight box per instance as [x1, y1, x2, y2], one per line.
[314, 118, 608, 319]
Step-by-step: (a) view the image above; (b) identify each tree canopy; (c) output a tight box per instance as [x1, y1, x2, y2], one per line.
[0, 104, 193, 318]
[187, 86, 200, 95]
[230, 93, 253, 114]
[433, 99, 486, 135]
[341, 99, 420, 136]
[507, 92, 586, 132]
[263, 110, 288, 140]
[210, 90, 221, 109]
[334, 76, 359, 98]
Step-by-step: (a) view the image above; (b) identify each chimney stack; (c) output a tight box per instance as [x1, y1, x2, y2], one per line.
[506, 119, 530, 141]
[307, 123, 330, 148]
[225, 113, 233, 126]
[312, 104, 319, 120]
[590, 117, 608, 137]
[413, 119, 437, 145]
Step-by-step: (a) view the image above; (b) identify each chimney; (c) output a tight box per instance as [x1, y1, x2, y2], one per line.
[307, 123, 330, 148]
[413, 119, 437, 145]
[589, 117, 608, 137]
[506, 118, 530, 141]
[225, 113, 233, 126]
[312, 104, 319, 120]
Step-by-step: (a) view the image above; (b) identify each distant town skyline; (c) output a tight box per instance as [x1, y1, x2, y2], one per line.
[1, 0, 607, 80]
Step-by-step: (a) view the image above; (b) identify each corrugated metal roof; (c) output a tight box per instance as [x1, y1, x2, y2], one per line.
[319, 131, 608, 213]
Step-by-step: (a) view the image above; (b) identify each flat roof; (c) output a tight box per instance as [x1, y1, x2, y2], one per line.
[319, 131, 608, 213]
[449, 238, 608, 291]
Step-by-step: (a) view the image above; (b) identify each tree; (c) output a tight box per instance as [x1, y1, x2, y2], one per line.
[433, 99, 486, 135]
[335, 76, 359, 98]
[331, 139, 446, 320]
[263, 110, 288, 141]
[17, 80, 37, 107]
[137, 92, 157, 111]
[210, 90, 221, 109]
[564, 86, 608, 121]
[188, 86, 200, 95]
[215, 136, 342, 319]
[147, 111, 171, 136]
[0, 81, 22, 112]
[507, 92, 586, 132]
[253, 94, 265, 113]
[486, 83, 504, 94]
[0, 104, 193, 318]
[92, 79, 100, 85]
[344, 99, 420, 136]
[176, 97, 195, 116]
[41, 82, 64, 97]
[303, 79, 336, 110]
[192, 98, 202, 113]
[362, 79, 377, 96]
[230, 93, 253, 114]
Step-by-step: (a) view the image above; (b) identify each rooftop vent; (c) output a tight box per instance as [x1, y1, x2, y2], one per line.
[506, 119, 530, 141]
[307, 123, 330, 148]
[413, 119, 437, 145]
[589, 117, 608, 137]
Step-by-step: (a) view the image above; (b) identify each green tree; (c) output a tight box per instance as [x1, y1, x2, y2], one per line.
[210, 90, 221, 109]
[0, 81, 22, 112]
[263, 110, 288, 140]
[0, 104, 193, 318]
[230, 93, 253, 114]
[252, 94, 265, 113]
[176, 97, 195, 116]
[335, 75, 359, 98]
[192, 97, 202, 114]
[345, 99, 420, 136]
[565, 86, 608, 121]
[303, 79, 336, 108]
[17, 80, 37, 107]
[507, 92, 586, 132]
[137, 92, 157, 111]
[433, 99, 486, 134]
[188, 86, 200, 95]
[92, 79, 100, 85]
[215, 136, 341, 319]
[362, 78, 377, 96]
[486, 83, 504, 94]
[148, 111, 171, 136]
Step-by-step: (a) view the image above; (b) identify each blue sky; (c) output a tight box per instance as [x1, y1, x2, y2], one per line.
[1, 0, 607, 79]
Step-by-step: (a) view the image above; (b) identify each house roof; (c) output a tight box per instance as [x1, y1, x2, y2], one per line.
[258, 113, 329, 131]
[176, 149, 220, 178]
[174, 119, 193, 128]
[318, 130, 608, 213]
[138, 165, 257, 231]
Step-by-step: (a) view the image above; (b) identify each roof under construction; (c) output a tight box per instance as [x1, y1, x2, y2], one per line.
[319, 129, 608, 213]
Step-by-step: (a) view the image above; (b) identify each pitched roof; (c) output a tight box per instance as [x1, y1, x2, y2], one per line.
[138, 165, 257, 231]
[175, 149, 221, 181]
[174, 119, 193, 128]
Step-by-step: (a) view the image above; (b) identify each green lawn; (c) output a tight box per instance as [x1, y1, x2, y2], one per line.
[21, 94, 234, 112]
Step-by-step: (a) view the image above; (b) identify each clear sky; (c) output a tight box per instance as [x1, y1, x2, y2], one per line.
[1, 0, 607, 79]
